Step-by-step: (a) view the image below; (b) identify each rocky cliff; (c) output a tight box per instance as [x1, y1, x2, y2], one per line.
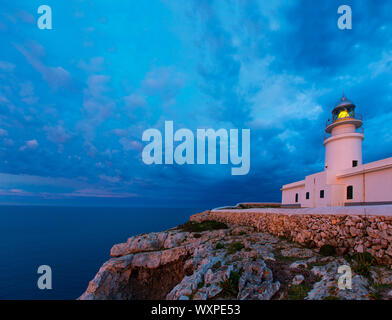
[79, 213, 392, 300]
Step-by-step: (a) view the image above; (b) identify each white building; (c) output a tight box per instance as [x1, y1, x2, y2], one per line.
[281, 94, 392, 208]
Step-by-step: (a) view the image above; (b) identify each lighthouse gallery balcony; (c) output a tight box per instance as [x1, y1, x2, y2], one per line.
[325, 113, 363, 134]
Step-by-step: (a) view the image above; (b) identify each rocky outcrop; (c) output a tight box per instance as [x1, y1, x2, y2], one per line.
[80, 221, 392, 300]
[79, 247, 190, 300]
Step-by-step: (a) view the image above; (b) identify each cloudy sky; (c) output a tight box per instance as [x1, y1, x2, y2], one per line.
[0, 0, 391, 208]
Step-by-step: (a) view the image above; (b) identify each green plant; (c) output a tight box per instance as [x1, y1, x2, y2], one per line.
[227, 241, 244, 254]
[287, 283, 312, 300]
[177, 220, 228, 233]
[278, 235, 293, 243]
[215, 242, 224, 250]
[319, 244, 336, 256]
[219, 270, 242, 298]
[194, 233, 202, 238]
[211, 261, 222, 272]
[369, 283, 392, 300]
[352, 252, 376, 277]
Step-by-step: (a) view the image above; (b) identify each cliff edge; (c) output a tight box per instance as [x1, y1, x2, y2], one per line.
[79, 210, 392, 300]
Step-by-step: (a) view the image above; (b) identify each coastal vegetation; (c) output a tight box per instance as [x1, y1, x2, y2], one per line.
[177, 220, 228, 233]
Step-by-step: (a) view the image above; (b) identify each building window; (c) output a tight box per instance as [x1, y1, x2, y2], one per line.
[347, 185, 353, 200]
[320, 190, 324, 198]
[295, 193, 298, 203]
[306, 192, 309, 200]
[352, 160, 358, 167]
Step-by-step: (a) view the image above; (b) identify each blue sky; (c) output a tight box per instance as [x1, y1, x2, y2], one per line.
[0, 0, 392, 208]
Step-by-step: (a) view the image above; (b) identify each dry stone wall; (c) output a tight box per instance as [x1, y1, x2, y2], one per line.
[191, 210, 392, 265]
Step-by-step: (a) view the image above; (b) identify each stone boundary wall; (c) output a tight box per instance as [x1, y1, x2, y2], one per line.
[190, 210, 392, 265]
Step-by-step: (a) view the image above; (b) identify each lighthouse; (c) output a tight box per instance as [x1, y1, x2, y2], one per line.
[281, 93, 392, 208]
[324, 94, 364, 184]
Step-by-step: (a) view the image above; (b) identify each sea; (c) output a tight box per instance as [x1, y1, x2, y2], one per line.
[0, 206, 204, 300]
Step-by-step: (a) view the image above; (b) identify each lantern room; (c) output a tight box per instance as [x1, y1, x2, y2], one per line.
[332, 94, 355, 122]
[325, 94, 362, 134]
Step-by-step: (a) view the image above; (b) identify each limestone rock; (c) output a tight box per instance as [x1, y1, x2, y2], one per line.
[289, 260, 308, 269]
[292, 274, 305, 286]
[370, 267, 392, 285]
[280, 247, 314, 259]
[80, 212, 392, 301]
[237, 261, 279, 300]
[110, 232, 168, 257]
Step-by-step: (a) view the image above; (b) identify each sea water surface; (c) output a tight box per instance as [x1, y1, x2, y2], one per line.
[0, 206, 203, 299]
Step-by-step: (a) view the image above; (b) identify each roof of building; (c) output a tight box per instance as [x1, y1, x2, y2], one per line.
[336, 156, 392, 178]
[333, 93, 355, 112]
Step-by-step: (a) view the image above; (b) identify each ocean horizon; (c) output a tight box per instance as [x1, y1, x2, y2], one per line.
[0, 205, 205, 299]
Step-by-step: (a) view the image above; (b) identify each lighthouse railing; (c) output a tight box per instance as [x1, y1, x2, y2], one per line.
[325, 113, 363, 128]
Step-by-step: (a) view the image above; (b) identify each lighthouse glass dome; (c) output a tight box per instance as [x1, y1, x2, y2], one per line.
[331, 95, 356, 122]
[325, 94, 363, 134]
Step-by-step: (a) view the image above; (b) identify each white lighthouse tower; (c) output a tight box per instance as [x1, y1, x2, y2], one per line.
[282, 92, 392, 208]
[324, 94, 364, 183]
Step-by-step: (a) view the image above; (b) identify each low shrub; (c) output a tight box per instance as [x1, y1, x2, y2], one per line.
[319, 244, 336, 256]
[287, 283, 312, 300]
[227, 242, 244, 254]
[215, 242, 224, 250]
[177, 220, 228, 233]
[352, 252, 376, 277]
[219, 270, 242, 298]
[211, 261, 222, 271]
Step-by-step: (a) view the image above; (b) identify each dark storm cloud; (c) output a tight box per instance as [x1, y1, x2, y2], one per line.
[1, 1, 391, 207]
